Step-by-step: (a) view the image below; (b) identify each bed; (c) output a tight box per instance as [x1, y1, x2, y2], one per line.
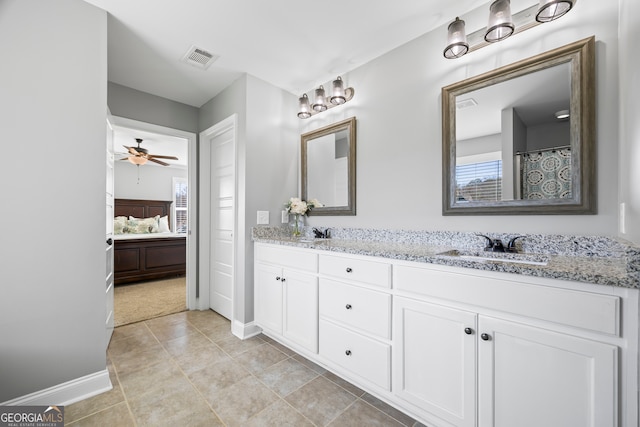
[113, 199, 186, 285]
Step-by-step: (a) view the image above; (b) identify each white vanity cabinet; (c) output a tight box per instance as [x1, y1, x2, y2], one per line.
[393, 262, 624, 427]
[317, 254, 393, 391]
[254, 244, 319, 353]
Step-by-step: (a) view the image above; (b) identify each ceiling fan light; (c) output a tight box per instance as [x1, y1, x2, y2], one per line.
[536, 0, 574, 22]
[297, 93, 312, 119]
[444, 17, 469, 59]
[485, 0, 515, 43]
[128, 156, 148, 165]
[312, 85, 327, 112]
[555, 109, 570, 120]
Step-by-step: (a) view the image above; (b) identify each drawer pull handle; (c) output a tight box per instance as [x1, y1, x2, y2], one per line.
[345, 304, 352, 310]
[464, 327, 473, 335]
[346, 267, 353, 273]
[345, 350, 352, 356]
[481, 333, 491, 341]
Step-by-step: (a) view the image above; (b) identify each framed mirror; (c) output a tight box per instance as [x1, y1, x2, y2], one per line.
[301, 117, 356, 216]
[442, 36, 595, 215]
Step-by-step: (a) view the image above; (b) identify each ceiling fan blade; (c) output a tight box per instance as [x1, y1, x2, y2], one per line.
[148, 158, 170, 166]
[123, 145, 140, 156]
[118, 157, 130, 161]
[148, 154, 179, 160]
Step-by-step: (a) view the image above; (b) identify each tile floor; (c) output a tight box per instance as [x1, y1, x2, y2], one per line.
[66, 310, 424, 426]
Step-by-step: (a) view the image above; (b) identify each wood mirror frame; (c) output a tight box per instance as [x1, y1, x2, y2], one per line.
[442, 36, 595, 215]
[301, 117, 356, 216]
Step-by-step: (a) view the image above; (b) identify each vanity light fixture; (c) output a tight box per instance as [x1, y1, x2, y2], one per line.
[536, 0, 574, 22]
[444, 0, 578, 59]
[485, 0, 515, 43]
[297, 76, 354, 119]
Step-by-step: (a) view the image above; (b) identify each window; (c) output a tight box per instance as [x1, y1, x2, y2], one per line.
[455, 160, 502, 202]
[173, 177, 188, 233]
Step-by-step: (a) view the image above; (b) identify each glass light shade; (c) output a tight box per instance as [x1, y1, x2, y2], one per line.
[536, 0, 573, 22]
[297, 93, 311, 119]
[555, 109, 570, 119]
[128, 156, 147, 165]
[485, 0, 515, 43]
[444, 17, 469, 59]
[312, 85, 327, 112]
[330, 77, 346, 105]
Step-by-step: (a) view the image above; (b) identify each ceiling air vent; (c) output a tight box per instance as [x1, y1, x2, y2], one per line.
[456, 98, 478, 110]
[181, 45, 219, 70]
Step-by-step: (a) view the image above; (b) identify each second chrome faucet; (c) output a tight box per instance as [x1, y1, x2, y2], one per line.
[478, 235, 523, 253]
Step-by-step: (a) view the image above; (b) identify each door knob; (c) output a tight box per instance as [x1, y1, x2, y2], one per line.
[346, 267, 353, 273]
[345, 350, 352, 356]
[345, 304, 352, 310]
[106, 238, 113, 245]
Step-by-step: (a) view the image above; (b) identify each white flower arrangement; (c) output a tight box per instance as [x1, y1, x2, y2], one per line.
[285, 197, 323, 236]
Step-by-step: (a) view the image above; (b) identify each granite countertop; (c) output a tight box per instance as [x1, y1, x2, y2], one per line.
[252, 227, 640, 289]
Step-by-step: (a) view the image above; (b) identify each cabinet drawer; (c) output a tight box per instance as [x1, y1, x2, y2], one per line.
[319, 279, 391, 339]
[319, 254, 391, 288]
[395, 264, 620, 336]
[319, 320, 390, 390]
[255, 244, 318, 272]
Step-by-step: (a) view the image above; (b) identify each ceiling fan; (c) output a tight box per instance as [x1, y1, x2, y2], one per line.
[121, 138, 178, 166]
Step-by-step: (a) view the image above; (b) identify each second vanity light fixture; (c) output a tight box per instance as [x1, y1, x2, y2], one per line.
[444, 0, 575, 59]
[297, 76, 354, 119]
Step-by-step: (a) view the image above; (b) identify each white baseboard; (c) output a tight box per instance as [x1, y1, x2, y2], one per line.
[232, 320, 262, 340]
[1, 370, 112, 406]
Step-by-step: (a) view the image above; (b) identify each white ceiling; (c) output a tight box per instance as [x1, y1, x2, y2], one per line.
[83, 0, 489, 108]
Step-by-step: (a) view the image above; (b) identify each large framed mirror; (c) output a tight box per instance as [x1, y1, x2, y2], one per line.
[442, 36, 595, 215]
[301, 117, 356, 216]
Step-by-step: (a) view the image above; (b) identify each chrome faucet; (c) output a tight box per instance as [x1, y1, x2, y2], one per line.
[478, 235, 523, 253]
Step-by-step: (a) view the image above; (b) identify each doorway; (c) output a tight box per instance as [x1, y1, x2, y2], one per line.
[109, 116, 198, 319]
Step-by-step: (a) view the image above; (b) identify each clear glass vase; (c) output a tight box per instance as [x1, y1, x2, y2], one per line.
[290, 214, 303, 237]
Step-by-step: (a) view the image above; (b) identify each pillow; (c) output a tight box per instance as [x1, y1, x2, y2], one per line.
[127, 215, 160, 234]
[158, 215, 171, 233]
[113, 216, 128, 234]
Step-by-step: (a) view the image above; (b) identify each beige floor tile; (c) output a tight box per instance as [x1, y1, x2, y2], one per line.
[186, 309, 230, 330]
[109, 322, 152, 343]
[173, 343, 231, 375]
[66, 401, 134, 426]
[200, 322, 236, 342]
[208, 376, 279, 427]
[292, 353, 328, 374]
[285, 376, 357, 426]
[256, 357, 319, 396]
[235, 342, 289, 374]
[117, 359, 185, 399]
[216, 334, 264, 356]
[260, 334, 299, 356]
[323, 371, 366, 397]
[244, 399, 315, 427]
[146, 320, 198, 342]
[109, 344, 171, 376]
[361, 392, 419, 426]
[107, 329, 159, 356]
[65, 383, 126, 423]
[328, 399, 405, 427]
[161, 330, 214, 356]
[188, 358, 252, 403]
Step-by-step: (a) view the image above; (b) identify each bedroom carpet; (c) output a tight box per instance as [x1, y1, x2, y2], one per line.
[114, 277, 186, 327]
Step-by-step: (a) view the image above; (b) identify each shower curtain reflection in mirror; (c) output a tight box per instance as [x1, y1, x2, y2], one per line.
[517, 147, 572, 199]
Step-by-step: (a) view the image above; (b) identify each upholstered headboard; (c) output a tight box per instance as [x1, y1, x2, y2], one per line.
[114, 199, 172, 224]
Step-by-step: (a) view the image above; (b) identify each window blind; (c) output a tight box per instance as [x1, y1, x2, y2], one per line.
[455, 160, 502, 202]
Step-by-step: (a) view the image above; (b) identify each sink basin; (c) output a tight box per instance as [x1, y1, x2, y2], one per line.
[436, 249, 548, 266]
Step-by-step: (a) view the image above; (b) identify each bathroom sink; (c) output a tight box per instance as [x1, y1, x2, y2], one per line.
[436, 249, 548, 266]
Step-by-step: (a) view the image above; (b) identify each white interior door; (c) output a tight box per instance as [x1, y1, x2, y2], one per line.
[105, 118, 115, 347]
[204, 121, 236, 320]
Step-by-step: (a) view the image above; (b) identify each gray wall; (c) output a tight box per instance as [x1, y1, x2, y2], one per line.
[0, 0, 107, 402]
[115, 162, 187, 201]
[299, 0, 621, 237]
[108, 82, 199, 133]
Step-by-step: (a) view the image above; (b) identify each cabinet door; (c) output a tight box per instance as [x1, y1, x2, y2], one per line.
[254, 263, 283, 334]
[478, 316, 618, 427]
[283, 270, 318, 353]
[393, 297, 477, 427]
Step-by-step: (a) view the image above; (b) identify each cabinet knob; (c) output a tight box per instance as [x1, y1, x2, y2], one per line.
[481, 333, 491, 341]
[345, 304, 352, 310]
[464, 327, 473, 335]
[345, 350, 352, 356]
[275, 276, 281, 281]
[281, 277, 286, 282]
[346, 267, 353, 273]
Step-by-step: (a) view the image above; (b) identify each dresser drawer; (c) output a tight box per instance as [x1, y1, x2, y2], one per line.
[319, 320, 391, 390]
[319, 279, 391, 339]
[319, 254, 391, 288]
[255, 244, 318, 272]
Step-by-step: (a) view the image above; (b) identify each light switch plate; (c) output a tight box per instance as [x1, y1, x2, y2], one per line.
[281, 210, 289, 224]
[257, 211, 269, 225]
